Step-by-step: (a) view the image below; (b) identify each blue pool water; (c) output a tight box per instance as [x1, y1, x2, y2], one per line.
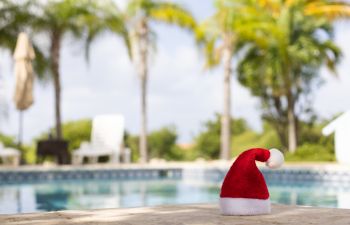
[1, 177, 350, 214]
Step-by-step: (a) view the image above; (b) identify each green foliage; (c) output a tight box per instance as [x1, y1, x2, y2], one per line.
[287, 118, 335, 161]
[232, 122, 282, 157]
[30, 0, 111, 73]
[236, 0, 345, 151]
[30, 119, 91, 163]
[125, 132, 139, 162]
[0, 133, 35, 164]
[88, 0, 196, 162]
[0, 0, 31, 51]
[0, 133, 16, 148]
[195, 0, 270, 69]
[38, 119, 92, 153]
[22, 145, 35, 164]
[192, 114, 335, 162]
[285, 143, 335, 162]
[83, 0, 130, 60]
[126, 126, 184, 162]
[192, 114, 250, 159]
[62, 119, 92, 152]
[0, 0, 48, 79]
[148, 126, 182, 160]
[299, 120, 333, 147]
[87, 0, 196, 62]
[0, 115, 337, 163]
[126, 0, 196, 30]
[19, 119, 94, 164]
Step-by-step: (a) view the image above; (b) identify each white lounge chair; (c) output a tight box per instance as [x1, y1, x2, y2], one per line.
[0, 142, 20, 166]
[72, 114, 125, 165]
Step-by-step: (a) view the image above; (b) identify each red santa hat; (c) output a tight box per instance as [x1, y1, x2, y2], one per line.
[219, 148, 284, 216]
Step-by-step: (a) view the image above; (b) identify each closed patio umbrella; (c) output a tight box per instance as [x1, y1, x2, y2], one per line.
[13, 32, 35, 146]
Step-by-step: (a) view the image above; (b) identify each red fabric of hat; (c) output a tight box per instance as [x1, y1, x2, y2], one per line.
[220, 148, 271, 199]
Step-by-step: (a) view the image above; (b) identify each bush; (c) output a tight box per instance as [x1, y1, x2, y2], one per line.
[285, 143, 335, 161]
[0, 133, 34, 164]
[126, 126, 184, 162]
[192, 115, 281, 159]
[232, 122, 282, 156]
[192, 114, 250, 159]
[62, 119, 92, 153]
[286, 118, 335, 162]
[36, 119, 92, 153]
[192, 125, 220, 159]
[30, 119, 92, 163]
[0, 133, 17, 148]
[124, 132, 139, 162]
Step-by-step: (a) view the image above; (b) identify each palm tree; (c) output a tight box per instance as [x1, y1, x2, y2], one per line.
[29, 0, 103, 139]
[88, 0, 196, 163]
[237, 0, 350, 152]
[195, 0, 267, 160]
[126, 0, 196, 163]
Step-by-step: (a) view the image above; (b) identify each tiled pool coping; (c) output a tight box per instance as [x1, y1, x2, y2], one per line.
[1, 162, 350, 184]
[1, 203, 349, 225]
[0, 163, 350, 185]
[0, 168, 182, 184]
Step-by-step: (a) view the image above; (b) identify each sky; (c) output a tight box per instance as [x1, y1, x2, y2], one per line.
[0, 0, 350, 144]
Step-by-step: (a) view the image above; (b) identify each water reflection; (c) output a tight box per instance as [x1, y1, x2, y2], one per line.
[1, 179, 350, 214]
[0, 185, 36, 214]
[36, 191, 69, 211]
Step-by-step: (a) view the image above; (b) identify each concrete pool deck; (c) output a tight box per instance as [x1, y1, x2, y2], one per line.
[1, 203, 350, 225]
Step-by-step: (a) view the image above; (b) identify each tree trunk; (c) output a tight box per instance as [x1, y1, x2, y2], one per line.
[287, 92, 297, 153]
[220, 45, 233, 160]
[270, 98, 289, 149]
[138, 20, 149, 163]
[50, 31, 62, 140]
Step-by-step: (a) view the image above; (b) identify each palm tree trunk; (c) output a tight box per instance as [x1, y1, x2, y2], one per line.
[138, 20, 149, 163]
[287, 91, 297, 153]
[50, 31, 62, 140]
[220, 45, 233, 160]
[140, 74, 148, 163]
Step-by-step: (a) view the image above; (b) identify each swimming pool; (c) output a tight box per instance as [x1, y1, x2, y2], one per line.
[1, 167, 350, 214]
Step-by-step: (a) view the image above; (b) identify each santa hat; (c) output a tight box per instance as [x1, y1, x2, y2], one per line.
[219, 148, 284, 216]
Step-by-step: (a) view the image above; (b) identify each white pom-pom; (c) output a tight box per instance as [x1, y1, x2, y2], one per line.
[266, 148, 284, 169]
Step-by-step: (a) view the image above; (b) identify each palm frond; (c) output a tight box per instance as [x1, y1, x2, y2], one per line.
[32, 44, 51, 81]
[126, 0, 156, 17]
[83, 0, 131, 61]
[305, 2, 350, 20]
[149, 2, 196, 30]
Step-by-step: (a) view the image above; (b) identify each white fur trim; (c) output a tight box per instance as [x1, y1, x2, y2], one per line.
[219, 198, 271, 215]
[266, 148, 284, 169]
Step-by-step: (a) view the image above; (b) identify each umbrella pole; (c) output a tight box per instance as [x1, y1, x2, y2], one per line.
[18, 110, 23, 147]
